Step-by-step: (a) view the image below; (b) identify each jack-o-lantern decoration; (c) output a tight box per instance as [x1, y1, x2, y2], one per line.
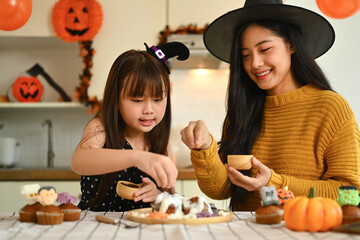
[277, 186, 295, 205]
[52, 0, 103, 42]
[12, 76, 44, 102]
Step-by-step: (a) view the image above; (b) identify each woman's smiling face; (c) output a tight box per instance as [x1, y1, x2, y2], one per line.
[241, 24, 298, 96]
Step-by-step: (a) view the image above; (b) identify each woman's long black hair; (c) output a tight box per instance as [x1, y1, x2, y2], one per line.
[219, 21, 333, 210]
[88, 49, 171, 207]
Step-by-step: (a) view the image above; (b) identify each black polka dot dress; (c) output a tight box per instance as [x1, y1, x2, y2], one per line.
[77, 141, 154, 211]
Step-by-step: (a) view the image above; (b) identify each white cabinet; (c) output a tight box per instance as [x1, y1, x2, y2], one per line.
[0, 181, 81, 212]
[168, 0, 242, 27]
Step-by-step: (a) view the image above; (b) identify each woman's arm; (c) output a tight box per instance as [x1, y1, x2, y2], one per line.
[190, 136, 232, 200]
[181, 120, 232, 199]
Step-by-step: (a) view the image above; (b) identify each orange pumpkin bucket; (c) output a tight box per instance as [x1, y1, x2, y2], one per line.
[12, 76, 44, 102]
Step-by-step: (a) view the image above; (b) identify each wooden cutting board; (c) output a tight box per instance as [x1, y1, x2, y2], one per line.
[125, 208, 234, 225]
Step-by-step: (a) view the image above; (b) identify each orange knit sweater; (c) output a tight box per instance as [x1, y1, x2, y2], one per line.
[190, 84, 360, 211]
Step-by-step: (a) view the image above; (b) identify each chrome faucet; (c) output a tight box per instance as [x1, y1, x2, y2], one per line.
[41, 119, 55, 168]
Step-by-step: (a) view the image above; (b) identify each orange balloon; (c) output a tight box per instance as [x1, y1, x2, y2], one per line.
[0, 0, 32, 31]
[316, 0, 360, 19]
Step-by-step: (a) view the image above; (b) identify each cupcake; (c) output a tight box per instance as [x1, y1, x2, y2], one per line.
[337, 186, 360, 224]
[19, 183, 42, 222]
[36, 205, 64, 225]
[36, 186, 64, 225]
[255, 185, 283, 224]
[57, 192, 81, 221]
[341, 205, 360, 224]
[19, 202, 42, 222]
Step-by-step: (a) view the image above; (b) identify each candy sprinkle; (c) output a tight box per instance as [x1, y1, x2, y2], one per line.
[148, 212, 169, 219]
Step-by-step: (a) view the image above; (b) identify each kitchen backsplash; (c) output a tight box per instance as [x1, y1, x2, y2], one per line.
[0, 69, 229, 169]
[0, 107, 92, 168]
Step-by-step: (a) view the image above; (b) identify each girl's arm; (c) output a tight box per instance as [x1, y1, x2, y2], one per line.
[71, 118, 178, 189]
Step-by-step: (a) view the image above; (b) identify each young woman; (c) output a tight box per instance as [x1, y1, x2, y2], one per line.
[72, 42, 189, 211]
[181, 0, 360, 211]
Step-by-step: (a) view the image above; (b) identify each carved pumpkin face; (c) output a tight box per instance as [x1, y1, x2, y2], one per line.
[12, 76, 44, 102]
[52, 0, 103, 42]
[277, 186, 295, 205]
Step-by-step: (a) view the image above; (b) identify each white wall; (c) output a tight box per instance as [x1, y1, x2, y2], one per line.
[0, 0, 360, 168]
[286, 0, 360, 122]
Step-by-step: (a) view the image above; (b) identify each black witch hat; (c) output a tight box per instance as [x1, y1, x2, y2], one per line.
[145, 41, 190, 74]
[204, 0, 335, 62]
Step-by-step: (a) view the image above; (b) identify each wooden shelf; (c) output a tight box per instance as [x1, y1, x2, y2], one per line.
[0, 168, 80, 181]
[0, 168, 196, 181]
[0, 102, 86, 109]
[0, 36, 78, 49]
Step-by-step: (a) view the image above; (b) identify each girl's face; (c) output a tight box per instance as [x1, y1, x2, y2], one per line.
[241, 24, 298, 96]
[119, 81, 167, 137]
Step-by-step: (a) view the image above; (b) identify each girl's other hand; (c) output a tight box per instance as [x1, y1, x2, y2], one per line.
[180, 120, 212, 150]
[225, 157, 271, 191]
[135, 154, 177, 189]
[133, 177, 161, 202]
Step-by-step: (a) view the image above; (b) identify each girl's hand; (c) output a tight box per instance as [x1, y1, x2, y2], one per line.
[180, 120, 213, 150]
[133, 177, 161, 203]
[135, 154, 177, 189]
[225, 157, 271, 191]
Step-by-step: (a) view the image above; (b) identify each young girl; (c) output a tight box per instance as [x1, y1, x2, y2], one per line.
[181, 0, 360, 211]
[72, 42, 189, 211]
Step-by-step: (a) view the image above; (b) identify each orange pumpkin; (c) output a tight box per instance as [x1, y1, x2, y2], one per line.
[284, 187, 343, 232]
[52, 0, 103, 42]
[277, 186, 294, 205]
[12, 76, 43, 102]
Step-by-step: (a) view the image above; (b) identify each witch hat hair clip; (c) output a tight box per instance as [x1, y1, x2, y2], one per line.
[145, 41, 190, 74]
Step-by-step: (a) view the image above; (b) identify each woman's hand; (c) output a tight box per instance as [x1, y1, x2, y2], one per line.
[133, 177, 161, 202]
[135, 154, 178, 189]
[180, 120, 213, 150]
[226, 157, 272, 191]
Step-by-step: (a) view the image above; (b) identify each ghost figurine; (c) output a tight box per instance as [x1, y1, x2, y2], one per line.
[260, 185, 280, 207]
[20, 183, 41, 205]
[37, 186, 58, 206]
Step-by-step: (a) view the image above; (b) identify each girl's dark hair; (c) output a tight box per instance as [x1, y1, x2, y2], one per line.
[90, 49, 171, 207]
[219, 21, 333, 210]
